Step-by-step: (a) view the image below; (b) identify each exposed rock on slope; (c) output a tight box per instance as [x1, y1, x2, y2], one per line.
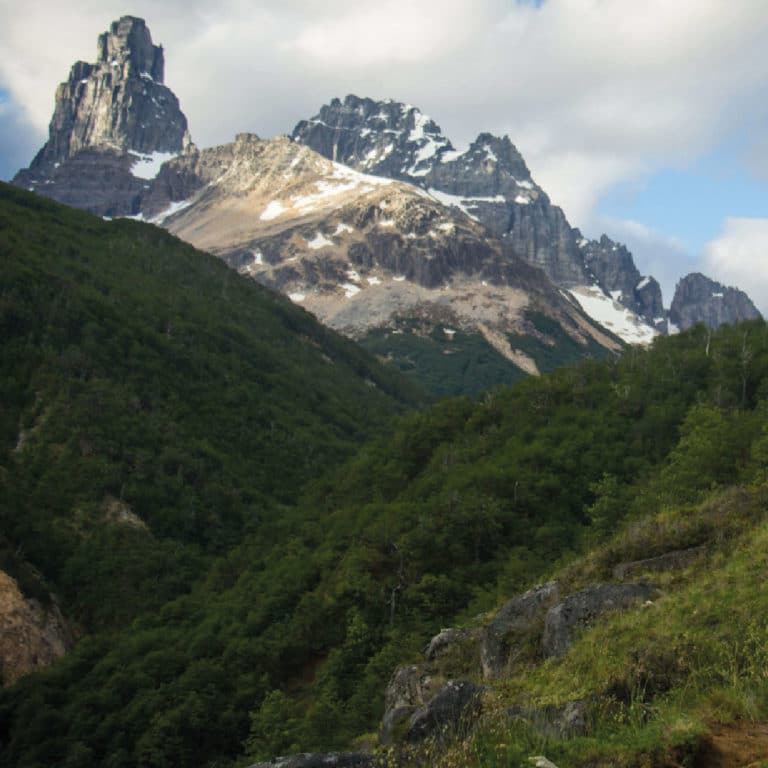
[578, 234, 666, 332]
[292, 96, 763, 340]
[13, 15, 191, 216]
[292, 95, 589, 287]
[0, 571, 75, 686]
[670, 272, 762, 331]
[542, 582, 656, 658]
[154, 132, 621, 377]
[480, 581, 560, 678]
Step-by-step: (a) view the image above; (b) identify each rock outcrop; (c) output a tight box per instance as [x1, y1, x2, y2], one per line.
[0, 570, 75, 686]
[13, 16, 191, 216]
[406, 679, 483, 744]
[381, 664, 443, 744]
[669, 273, 762, 331]
[480, 581, 560, 678]
[424, 627, 477, 661]
[542, 583, 656, 659]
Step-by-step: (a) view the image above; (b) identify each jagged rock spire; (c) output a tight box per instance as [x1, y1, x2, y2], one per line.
[28, 15, 190, 169]
[96, 16, 165, 83]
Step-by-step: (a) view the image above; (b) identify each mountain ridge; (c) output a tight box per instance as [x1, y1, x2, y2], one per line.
[11, 17, 761, 375]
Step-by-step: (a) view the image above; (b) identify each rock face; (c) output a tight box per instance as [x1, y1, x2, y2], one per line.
[579, 234, 667, 332]
[406, 679, 483, 744]
[292, 95, 589, 287]
[480, 581, 560, 678]
[152, 133, 622, 377]
[13, 16, 191, 216]
[0, 570, 75, 686]
[670, 273, 762, 331]
[542, 583, 655, 658]
[381, 664, 442, 744]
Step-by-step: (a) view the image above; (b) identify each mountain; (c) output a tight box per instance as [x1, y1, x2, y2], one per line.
[292, 95, 589, 287]
[4, 219, 768, 765]
[13, 15, 191, 216]
[670, 272, 762, 331]
[292, 95, 763, 339]
[11, 21, 626, 395]
[146, 131, 623, 394]
[0, 180, 422, 649]
[13, 18, 761, 380]
[577, 233, 667, 333]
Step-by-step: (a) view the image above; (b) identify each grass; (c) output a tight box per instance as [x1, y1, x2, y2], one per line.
[412, 480, 768, 767]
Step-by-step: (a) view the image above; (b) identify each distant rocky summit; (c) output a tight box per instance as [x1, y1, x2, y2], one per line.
[578, 234, 667, 333]
[670, 273, 761, 331]
[13, 16, 191, 216]
[13, 19, 761, 351]
[292, 95, 589, 287]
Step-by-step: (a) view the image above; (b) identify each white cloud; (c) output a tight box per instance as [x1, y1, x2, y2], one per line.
[1, 0, 767, 229]
[702, 218, 768, 314]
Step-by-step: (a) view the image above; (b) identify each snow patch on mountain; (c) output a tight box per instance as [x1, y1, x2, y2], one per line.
[569, 285, 658, 345]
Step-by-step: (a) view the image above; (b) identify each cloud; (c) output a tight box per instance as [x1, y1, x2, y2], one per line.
[702, 218, 768, 314]
[1, 0, 767, 233]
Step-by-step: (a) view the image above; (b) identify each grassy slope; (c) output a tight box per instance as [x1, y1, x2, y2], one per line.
[435, 483, 768, 768]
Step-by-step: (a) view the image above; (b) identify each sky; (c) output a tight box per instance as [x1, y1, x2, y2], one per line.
[1, 0, 767, 311]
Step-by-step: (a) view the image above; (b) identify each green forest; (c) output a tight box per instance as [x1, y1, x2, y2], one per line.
[2, 182, 768, 767]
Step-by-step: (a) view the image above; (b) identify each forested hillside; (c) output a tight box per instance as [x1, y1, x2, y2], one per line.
[0, 181, 422, 630]
[3, 182, 768, 767]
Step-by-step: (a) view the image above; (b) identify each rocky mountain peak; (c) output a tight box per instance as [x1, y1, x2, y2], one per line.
[292, 94, 453, 179]
[96, 15, 164, 83]
[23, 16, 190, 171]
[293, 97, 588, 286]
[670, 273, 762, 331]
[578, 233, 666, 331]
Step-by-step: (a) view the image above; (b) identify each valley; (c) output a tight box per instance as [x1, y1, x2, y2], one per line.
[2, 14, 768, 768]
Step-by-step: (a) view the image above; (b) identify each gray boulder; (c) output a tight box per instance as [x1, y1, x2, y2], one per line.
[480, 582, 560, 678]
[380, 664, 441, 745]
[407, 680, 483, 744]
[542, 583, 655, 658]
